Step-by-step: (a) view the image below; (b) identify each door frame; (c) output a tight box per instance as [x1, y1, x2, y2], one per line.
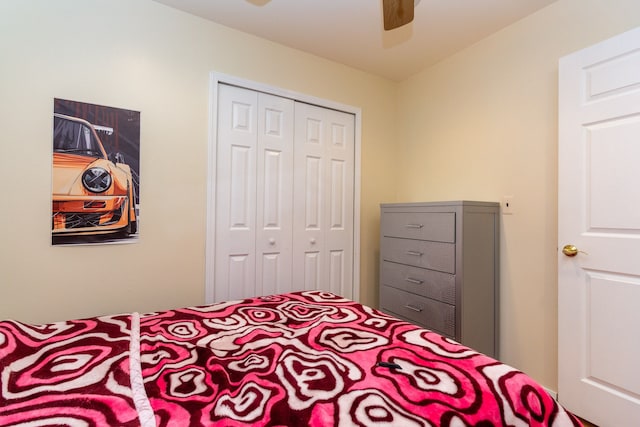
[205, 72, 362, 304]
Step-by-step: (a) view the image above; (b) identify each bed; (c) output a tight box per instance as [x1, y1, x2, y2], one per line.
[0, 290, 581, 426]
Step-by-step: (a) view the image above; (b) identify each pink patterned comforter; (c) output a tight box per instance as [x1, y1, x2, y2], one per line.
[0, 314, 141, 426]
[1, 291, 581, 426]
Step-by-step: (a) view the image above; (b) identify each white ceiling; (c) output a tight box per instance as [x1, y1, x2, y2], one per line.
[153, 0, 558, 81]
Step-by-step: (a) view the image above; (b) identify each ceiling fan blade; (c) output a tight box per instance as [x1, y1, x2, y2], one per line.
[383, 0, 414, 31]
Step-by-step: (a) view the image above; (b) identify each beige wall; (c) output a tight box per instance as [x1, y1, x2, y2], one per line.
[397, 0, 640, 391]
[2, 0, 639, 395]
[0, 0, 397, 322]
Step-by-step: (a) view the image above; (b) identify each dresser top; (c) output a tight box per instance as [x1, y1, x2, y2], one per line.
[380, 200, 499, 208]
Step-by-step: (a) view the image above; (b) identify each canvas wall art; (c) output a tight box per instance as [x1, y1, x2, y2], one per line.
[52, 99, 140, 245]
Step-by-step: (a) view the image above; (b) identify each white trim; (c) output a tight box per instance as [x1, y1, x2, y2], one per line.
[205, 72, 362, 303]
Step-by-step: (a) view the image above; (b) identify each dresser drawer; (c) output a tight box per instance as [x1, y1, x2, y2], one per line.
[380, 261, 455, 304]
[381, 237, 455, 274]
[380, 285, 455, 337]
[381, 212, 455, 242]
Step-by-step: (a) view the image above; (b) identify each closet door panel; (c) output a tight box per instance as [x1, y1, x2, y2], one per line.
[303, 251, 321, 291]
[293, 103, 354, 297]
[325, 108, 354, 298]
[293, 103, 326, 288]
[215, 85, 258, 301]
[256, 93, 294, 295]
[330, 160, 345, 227]
[227, 254, 253, 301]
[229, 146, 251, 232]
[260, 253, 281, 294]
[304, 156, 322, 228]
[329, 249, 346, 295]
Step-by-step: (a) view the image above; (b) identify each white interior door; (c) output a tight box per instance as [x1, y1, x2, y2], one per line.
[292, 103, 355, 298]
[558, 26, 640, 426]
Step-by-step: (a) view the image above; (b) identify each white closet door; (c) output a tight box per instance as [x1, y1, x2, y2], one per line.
[255, 93, 294, 296]
[212, 82, 356, 302]
[215, 84, 258, 301]
[215, 84, 294, 301]
[293, 102, 355, 298]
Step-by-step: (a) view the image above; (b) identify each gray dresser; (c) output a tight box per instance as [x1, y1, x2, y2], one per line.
[379, 201, 499, 358]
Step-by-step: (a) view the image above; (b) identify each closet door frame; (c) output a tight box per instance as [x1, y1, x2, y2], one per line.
[205, 72, 362, 304]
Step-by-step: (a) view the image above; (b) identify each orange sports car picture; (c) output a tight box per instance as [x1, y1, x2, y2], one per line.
[52, 100, 140, 245]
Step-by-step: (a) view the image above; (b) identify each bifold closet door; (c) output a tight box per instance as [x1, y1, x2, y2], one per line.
[215, 84, 294, 301]
[293, 102, 355, 298]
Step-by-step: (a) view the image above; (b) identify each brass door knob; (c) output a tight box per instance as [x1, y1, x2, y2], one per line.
[562, 244, 582, 257]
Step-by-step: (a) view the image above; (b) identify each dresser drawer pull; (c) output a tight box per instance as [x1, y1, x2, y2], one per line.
[405, 277, 424, 284]
[405, 250, 423, 257]
[404, 304, 423, 312]
[405, 223, 424, 229]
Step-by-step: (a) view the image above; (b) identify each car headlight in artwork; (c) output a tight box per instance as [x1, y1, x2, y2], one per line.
[82, 167, 112, 193]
